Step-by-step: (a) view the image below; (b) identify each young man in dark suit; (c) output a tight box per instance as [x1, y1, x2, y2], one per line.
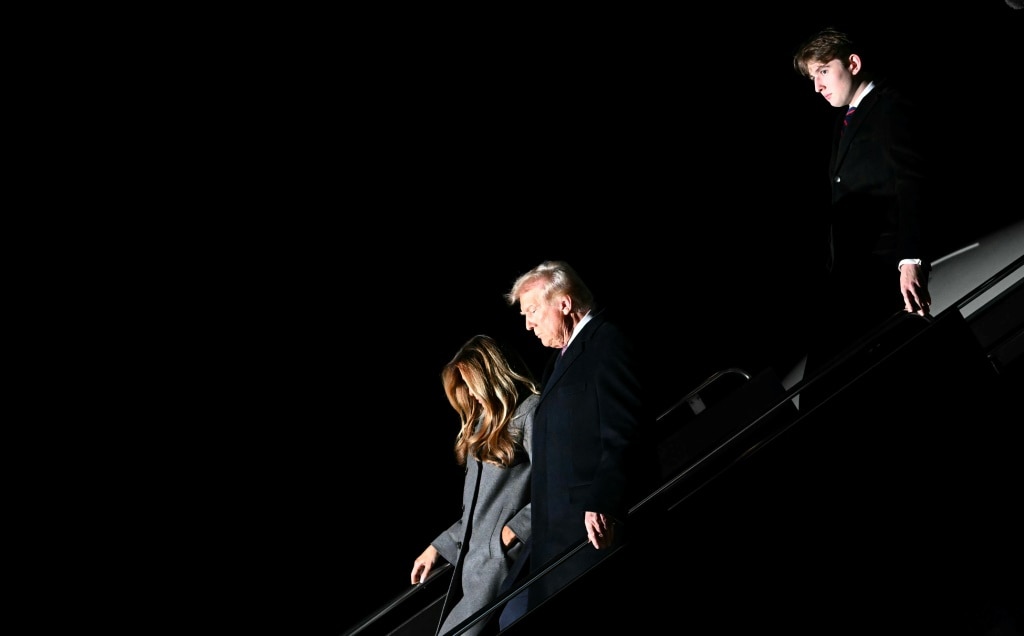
[792, 28, 932, 403]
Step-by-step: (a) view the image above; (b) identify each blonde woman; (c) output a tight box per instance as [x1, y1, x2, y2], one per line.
[410, 334, 540, 636]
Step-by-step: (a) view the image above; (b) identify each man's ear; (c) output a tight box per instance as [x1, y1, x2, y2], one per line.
[848, 53, 862, 75]
[560, 295, 572, 314]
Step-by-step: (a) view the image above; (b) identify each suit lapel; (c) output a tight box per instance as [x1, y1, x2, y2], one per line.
[549, 343, 579, 386]
[538, 311, 603, 404]
[833, 84, 882, 174]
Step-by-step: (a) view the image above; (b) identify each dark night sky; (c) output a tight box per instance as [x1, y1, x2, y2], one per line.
[190, 4, 1021, 633]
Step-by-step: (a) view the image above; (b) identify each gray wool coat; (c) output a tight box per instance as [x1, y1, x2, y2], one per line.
[432, 393, 538, 636]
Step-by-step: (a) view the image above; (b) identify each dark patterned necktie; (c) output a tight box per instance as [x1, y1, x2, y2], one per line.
[841, 106, 857, 136]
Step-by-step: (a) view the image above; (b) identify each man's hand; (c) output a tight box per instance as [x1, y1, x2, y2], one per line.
[900, 263, 931, 316]
[585, 511, 616, 549]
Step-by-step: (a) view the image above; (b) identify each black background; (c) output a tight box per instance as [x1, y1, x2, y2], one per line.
[174, 3, 1022, 633]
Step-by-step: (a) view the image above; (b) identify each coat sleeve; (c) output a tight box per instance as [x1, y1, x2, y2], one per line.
[586, 323, 647, 521]
[503, 394, 537, 543]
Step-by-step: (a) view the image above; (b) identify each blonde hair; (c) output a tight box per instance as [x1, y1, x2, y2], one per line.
[505, 260, 594, 314]
[443, 335, 540, 467]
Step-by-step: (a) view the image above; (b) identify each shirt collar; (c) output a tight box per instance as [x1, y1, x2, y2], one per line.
[849, 80, 875, 109]
[564, 310, 592, 351]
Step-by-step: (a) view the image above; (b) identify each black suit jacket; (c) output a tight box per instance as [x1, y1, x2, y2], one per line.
[524, 307, 654, 608]
[828, 78, 928, 277]
[806, 77, 931, 377]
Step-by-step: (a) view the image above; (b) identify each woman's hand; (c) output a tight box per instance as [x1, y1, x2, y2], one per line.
[410, 545, 439, 585]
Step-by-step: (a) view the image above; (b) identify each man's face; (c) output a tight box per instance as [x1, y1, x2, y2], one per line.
[518, 283, 569, 349]
[808, 57, 856, 107]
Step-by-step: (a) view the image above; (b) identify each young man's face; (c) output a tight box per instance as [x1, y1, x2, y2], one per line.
[807, 57, 858, 108]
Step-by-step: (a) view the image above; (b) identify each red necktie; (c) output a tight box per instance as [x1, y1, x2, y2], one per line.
[842, 106, 857, 136]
